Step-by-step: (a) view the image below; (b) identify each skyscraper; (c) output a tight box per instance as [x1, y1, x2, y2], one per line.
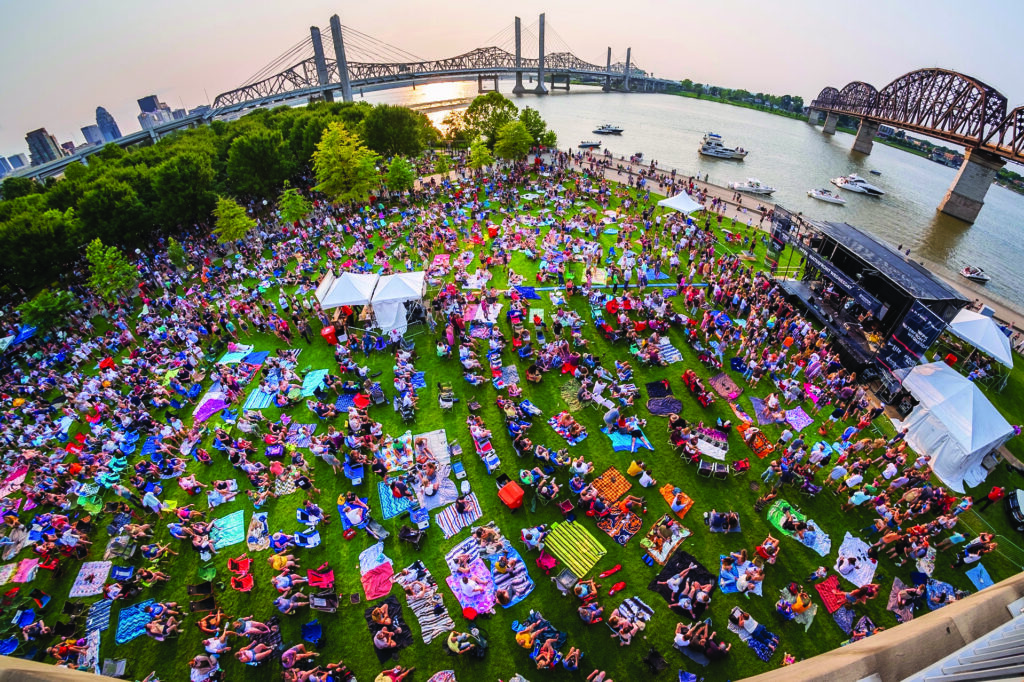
[25, 128, 64, 166]
[95, 107, 122, 142]
[0, 157, 12, 177]
[137, 95, 161, 113]
[81, 125, 104, 146]
[7, 154, 28, 169]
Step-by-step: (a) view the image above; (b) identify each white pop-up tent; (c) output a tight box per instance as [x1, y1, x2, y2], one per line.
[657, 191, 704, 215]
[947, 308, 1014, 369]
[370, 271, 426, 335]
[896, 362, 1014, 492]
[317, 272, 380, 310]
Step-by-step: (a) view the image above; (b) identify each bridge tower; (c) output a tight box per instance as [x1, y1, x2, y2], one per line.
[938, 149, 1006, 223]
[310, 26, 334, 102]
[512, 17, 526, 95]
[329, 14, 353, 102]
[623, 47, 631, 91]
[603, 48, 612, 92]
[534, 13, 548, 94]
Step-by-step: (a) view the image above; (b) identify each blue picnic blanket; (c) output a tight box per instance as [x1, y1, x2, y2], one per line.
[243, 351, 270, 364]
[411, 372, 427, 390]
[645, 269, 671, 281]
[300, 370, 329, 397]
[926, 579, 957, 610]
[377, 482, 413, 520]
[600, 426, 653, 452]
[244, 387, 275, 410]
[335, 394, 357, 411]
[965, 564, 993, 591]
[115, 599, 154, 644]
[514, 286, 541, 300]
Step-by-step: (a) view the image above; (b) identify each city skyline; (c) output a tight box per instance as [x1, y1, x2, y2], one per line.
[1, 0, 1022, 160]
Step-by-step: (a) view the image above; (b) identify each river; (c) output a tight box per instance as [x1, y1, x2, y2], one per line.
[362, 81, 1024, 312]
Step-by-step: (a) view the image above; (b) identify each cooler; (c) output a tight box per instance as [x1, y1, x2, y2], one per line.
[497, 480, 524, 511]
[320, 326, 337, 345]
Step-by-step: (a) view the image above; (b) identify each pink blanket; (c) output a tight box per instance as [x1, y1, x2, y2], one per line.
[361, 562, 394, 601]
[445, 558, 496, 613]
[13, 558, 39, 583]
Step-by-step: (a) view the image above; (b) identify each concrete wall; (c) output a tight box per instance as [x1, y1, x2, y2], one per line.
[741, 571, 1024, 682]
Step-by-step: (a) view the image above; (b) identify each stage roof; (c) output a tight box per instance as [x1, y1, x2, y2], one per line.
[814, 221, 968, 303]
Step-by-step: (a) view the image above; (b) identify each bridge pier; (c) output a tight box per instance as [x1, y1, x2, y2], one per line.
[477, 74, 499, 93]
[329, 15, 353, 102]
[807, 108, 821, 124]
[310, 26, 334, 103]
[534, 13, 548, 94]
[512, 17, 526, 95]
[822, 112, 838, 135]
[938, 148, 1005, 223]
[603, 47, 612, 92]
[851, 118, 881, 154]
[549, 74, 570, 91]
[623, 47, 631, 91]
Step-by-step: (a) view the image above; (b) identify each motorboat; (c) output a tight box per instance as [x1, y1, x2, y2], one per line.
[699, 132, 748, 159]
[593, 124, 623, 135]
[578, 141, 601, 148]
[960, 266, 991, 284]
[831, 174, 885, 196]
[869, 169, 882, 175]
[807, 188, 847, 205]
[728, 178, 775, 195]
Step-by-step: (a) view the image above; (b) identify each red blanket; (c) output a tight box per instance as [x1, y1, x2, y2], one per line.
[361, 562, 394, 601]
[814, 574, 845, 614]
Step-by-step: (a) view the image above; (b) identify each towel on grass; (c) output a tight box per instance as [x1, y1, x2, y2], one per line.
[414, 429, 450, 465]
[416, 471, 458, 512]
[377, 481, 413, 520]
[86, 598, 112, 634]
[13, 558, 38, 583]
[361, 562, 395, 601]
[558, 379, 583, 411]
[591, 467, 632, 504]
[601, 426, 653, 452]
[966, 563, 994, 591]
[719, 559, 764, 595]
[785, 407, 814, 432]
[243, 387, 275, 411]
[658, 338, 684, 364]
[445, 557, 496, 614]
[545, 520, 606, 578]
[648, 550, 716, 617]
[217, 350, 250, 365]
[814, 575, 845, 614]
[334, 394, 357, 411]
[69, 561, 111, 598]
[395, 560, 455, 643]
[210, 510, 245, 550]
[836, 533, 877, 587]
[114, 599, 154, 644]
[435, 493, 482, 539]
[364, 596, 414, 663]
[660, 484, 694, 519]
[886, 577, 915, 623]
[194, 398, 227, 423]
[729, 401, 754, 424]
[247, 512, 270, 551]
[916, 546, 937, 577]
[709, 373, 743, 400]
[548, 413, 588, 445]
[596, 509, 644, 546]
[766, 500, 832, 556]
[749, 397, 781, 425]
[300, 370, 328, 397]
[645, 380, 672, 398]
[647, 397, 683, 416]
[926, 579, 958, 610]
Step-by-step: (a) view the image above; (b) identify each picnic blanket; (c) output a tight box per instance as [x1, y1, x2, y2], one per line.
[596, 508, 644, 546]
[658, 338, 684, 364]
[80, 628, 101, 675]
[719, 559, 764, 595]
[13, 558, 38, 583]
[832, 605, 857, 635]
[709, 373, 743, 400]
[814, 575, 845, 614]
[243, 386, 275, 410]
[660, 484, 694, 519]
[645, 380, 672, 398]
[749, 397, 779, 425]
[548, 413, 587, 445]
[377, 481, 413, 520]
[493, 365, 520, 389]
[444, 556, 496, 614]
[695, 433, 729, 461]
[766, 500, 832, 556]
[285, 422, 316, 448]
[415, 466, 459, 511]
[394, 561, 455, 643]
[785, 407, 814, 432]
[86, 598, 113, 634]
[836, 533, 877, 588]
[454, 528, 536, 608]
[364, 596, 414, 662]
[334, 394, 357, 411]
[886, 577, 915, 623]
[114, 599, 154, 644]
[916, 546, 938, 577]
[247, 512, 270, 551]
[966, 563, 994, 591]
[591, 467, 632, 504]
[361, 562, 395, 601]
[514, 286, 541, 300]
[70, 561, 112, 598]
[707, 512, 742, 533]
[927, 579, 958, 610]
[0, 564, 15, 586]
[729, 401, 754, 424]
[545, 521, 606, 578]
[640, 515, 691, 565]
[300, 369, 328, 397]
[435, 492, 482, 539]
[726, 619, 778, 663]
[558, 379, 583, 411]
[609, 596, 655, 642]
[194, 397, 227, 423]
[648, 550, 716, 617]
[210, 510, 245, 550]
[780, 587, 818, 631]
[647, 397, 683, 416]
[413, 429, 450, 465]
[0, 468, 27, 500]
[601, 426, 653, 452]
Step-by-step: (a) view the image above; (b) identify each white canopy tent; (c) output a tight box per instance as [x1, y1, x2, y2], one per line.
[370, 271, 426, 335]
[657, 192, 704, 215]
[895, 362, 1013, 493]
[317, 272, 380, 310]
[947, 308, 1014, 369]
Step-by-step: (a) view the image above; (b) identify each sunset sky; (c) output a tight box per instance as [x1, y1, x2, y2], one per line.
[1, 0, 1020, 158]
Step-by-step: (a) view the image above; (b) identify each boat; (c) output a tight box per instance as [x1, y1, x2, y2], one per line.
[831, 174, 885, 196]
[960, 266, 991, 284]
[593, 124, 623, 135]
[807, 188, 847, 205]
[578, 141, 601, 149]
[728, 178, 775, 195]
[698, 132, 748, 159]
[869, 170, 882, 175]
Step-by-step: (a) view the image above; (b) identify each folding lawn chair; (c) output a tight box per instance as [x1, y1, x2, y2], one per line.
[310, 590, 339, 613]
[713, 463, 729, 480]
[643, 648, 669, 674]
[189, 596, 217, 613]
[551, 568, 578, 596]
[102, 659, 127, 678]
[697, 460, 713, 478]
[398, 525, 425, 551]
[308, 566, 335, 589]
[187, 581, 213, 596]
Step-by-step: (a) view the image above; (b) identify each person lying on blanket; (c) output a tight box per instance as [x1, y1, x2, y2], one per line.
[274, 591, 309, 615]
[755, 534, 781, 564]
[708, 509, 740, 532]
[338, 493, 370, 527]
[834, 583, 879, 605]
[533, 637, 561, 669]
[272, 569, 308, 593]
[895, 584, 926, 609]
[514, 619, 551, 649]
[608, 608, 645, 646]
[780, 510, 808, 540]
[729, 608, 779, 652]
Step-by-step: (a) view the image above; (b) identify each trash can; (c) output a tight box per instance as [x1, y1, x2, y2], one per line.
[320, 326, 337, 345]
[487, 226, 498, 239]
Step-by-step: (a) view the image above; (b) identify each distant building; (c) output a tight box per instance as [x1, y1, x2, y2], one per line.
[25, 128, 65, 166]
[81, 124, 104, 146]
[60, 141, 76, 156]
[878, 124, 897, 138]
[138, 109, 175, 130]
[0, 157, 11, 177]
[96, 106, 122, 142]
[137, 95, 162, 113]
[7, 154, 28, 169]
[189, 105, 211, 116]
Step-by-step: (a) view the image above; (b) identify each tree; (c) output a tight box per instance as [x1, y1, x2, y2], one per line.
[153, 151, 216, 228]
[434, 153, 451, 176]
[17, 288, 79, 331]
[278, 182, 313, 225]
[467, 138, 494, 170]
[167, 237, 187, 269]
[494, 120, 533, 161]
[0, 206, 77, 290]
[360, 104, 428, 157]
[441, 111, 472, 147]
[212, 196, 256, 244]
[463, 92, 519, 148]
[693, 83, 703, 97]
[85, 239, 137, 303]
[385, 158, 417, 194]
[680, 78, 694, 92]
[518, 108, 547, 146]
[226, 128, 292, 198]
[76, 177, 149, 245]
[0, 177, 39, 201]
[312, 122, 381, 204]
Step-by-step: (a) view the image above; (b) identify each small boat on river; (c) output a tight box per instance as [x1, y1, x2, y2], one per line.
[578, 141, 601, 149]
[699, 132, 748, 159]
[960, 266, 991, 284]
[807, 188, 847, 205]
[831, 174, 885, 196]
[593, 124, 623, 135]
[728, 178, 775, 195]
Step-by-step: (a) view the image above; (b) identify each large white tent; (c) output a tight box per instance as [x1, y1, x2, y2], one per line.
[657, 192, 704, 215]
[947, 308, 1014, 369]
[317, 272, 380, 310]
[895, 362, 1013, 492]
[370, 271, 426, 335]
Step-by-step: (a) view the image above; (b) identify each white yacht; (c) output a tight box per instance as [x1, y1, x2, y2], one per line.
[593, 124, 623, 135]
[578, 140, 601, 149]
[699, 132, 748, 159]
[807, 188, 847, 205]
[831, 174, 885, 196]
[728, 178, 775, 195]
[960, 266, 991, 284]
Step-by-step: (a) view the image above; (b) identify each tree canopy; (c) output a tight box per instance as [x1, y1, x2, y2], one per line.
[494, 121, 534, 161]
[17, 288, 79, 331]
[360, 105, 438, 157]
[85, 239, 136, 302]
[313, 122, 381, 204]
[278, 183, 313, 225]
[385, 158, 417, 194]
[468, 138, 494, 170]
[464, 92, 519, 148]
[212, 196, 256, 243]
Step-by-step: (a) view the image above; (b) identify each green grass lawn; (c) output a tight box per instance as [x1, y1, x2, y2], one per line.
[14, 171, 1024, 682]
